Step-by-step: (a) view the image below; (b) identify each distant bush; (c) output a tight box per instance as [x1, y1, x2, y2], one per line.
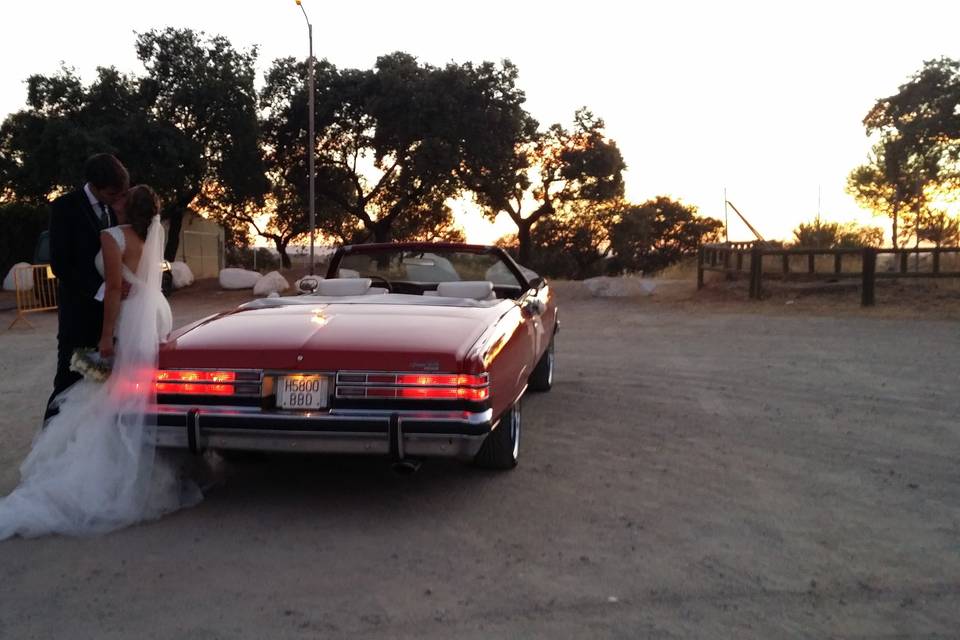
[225, 246, 281, 272]
[0, 201, 49, 276]
[792, 217, 884, 248]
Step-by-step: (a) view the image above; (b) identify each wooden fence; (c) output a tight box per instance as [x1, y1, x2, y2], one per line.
[697, 242, 960, 306]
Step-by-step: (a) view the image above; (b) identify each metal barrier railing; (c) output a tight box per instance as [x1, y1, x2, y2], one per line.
[8, 264, 58, 329]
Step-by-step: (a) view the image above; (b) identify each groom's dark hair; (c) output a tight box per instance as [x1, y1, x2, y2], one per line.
[84, 153, 129, 190]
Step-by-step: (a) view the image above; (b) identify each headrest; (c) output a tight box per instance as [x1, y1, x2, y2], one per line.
[436, 280, 495, 300]
[316, 278, 372, 296]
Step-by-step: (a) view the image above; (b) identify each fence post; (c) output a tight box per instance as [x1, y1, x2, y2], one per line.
[749, 247, 763, 299]
[861, 248, 876, 307]
[933, 248, 941, 275]
[697, 246, 705, 290]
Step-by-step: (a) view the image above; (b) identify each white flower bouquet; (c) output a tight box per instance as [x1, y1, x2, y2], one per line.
[69, 347, 113, 383]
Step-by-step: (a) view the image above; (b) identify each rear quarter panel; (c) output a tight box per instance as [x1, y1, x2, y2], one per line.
[467, 304, 534, 422]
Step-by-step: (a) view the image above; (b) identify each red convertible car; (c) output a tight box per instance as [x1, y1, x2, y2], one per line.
[152, 243, 557, 470]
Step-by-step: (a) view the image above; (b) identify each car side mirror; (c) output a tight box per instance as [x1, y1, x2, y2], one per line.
[298, 276, 320, 294]
[522, 298, 546, 316]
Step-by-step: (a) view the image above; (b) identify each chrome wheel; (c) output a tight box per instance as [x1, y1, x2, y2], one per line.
[510, 400, 521, 461]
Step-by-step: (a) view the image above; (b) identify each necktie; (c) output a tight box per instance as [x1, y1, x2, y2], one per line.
[98, 202, 110, 228]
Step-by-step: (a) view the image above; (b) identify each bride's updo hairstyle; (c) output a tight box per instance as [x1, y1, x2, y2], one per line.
[125, 185, 161, 241]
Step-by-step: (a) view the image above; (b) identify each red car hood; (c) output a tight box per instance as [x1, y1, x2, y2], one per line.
[161, 300, 510, 373]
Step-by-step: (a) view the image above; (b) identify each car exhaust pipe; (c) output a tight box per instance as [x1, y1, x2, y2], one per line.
[391, 459, 422, 475]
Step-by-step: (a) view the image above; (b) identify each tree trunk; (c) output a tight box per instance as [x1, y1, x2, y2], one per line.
[164, 206, 184, 262]
[372, 220, 392, 244]
[891, 202, 899, 251]
[517, 221, 532, 266]
[275, 238, 292, 269]
[162, 188, 200, 261]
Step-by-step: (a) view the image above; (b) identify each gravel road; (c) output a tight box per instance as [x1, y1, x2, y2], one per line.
[1, 282, 958, 639]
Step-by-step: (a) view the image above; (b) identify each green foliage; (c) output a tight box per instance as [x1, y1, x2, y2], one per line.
[608, 197, 722, 274]
[792, 217, 884, 248]
[0, 201, 49, 277]
[0, 29, 267, 261]
[259, 53, 530, 248]
[914, 210, 960, 247]
[225, 246, 281, 272]
[852, 58, 960, 248]
[521, 204, 615, 279]
[467, 107, 626, 265]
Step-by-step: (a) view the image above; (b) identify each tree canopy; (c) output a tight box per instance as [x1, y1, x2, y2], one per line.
[791, 217, 884, 249]
[467, 108, 625, 264]
[850, 57, 960, 248]
[608, 197, 722, 274]
[1, 31, 645, 276]
[0, 28, 267, 260]
[258, 52, 529, 251]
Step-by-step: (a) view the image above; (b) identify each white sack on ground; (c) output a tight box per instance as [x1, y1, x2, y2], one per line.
[253, 271, 290, 296]
[3, 263, 32, 291]
[219, 268, 262, 290]
[583, 275, 655, 297]
[170, 261, 194, 289]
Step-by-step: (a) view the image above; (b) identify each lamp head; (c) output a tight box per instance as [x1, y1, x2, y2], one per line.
[295, 0, 302, 4]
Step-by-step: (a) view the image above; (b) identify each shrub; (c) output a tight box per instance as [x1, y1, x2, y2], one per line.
[0, 202, 49, 276]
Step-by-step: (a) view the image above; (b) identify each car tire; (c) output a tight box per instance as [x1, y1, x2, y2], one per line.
[473, 400, 521, 470]
[528, 336, 554, 392]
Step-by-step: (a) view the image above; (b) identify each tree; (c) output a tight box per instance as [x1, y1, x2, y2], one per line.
[259, 53, 530, 247]
[0, 29, 268, 261]
[608, 197, 722, 274]
[792, 216, 883, 248]
[916, 210, 960, 248]
[847, 143, 911, 248]
[137, 28, 268, 260]
[466, 108, 626, 265]
[853, 58, 960, 248]
[498, 203, 616, 279]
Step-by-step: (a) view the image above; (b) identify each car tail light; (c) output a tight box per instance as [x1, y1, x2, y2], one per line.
[155, 369, 261, 397]
[155, 382, 235, 396]
[156, 370, 237, 383]
[335, 372, 489, 402]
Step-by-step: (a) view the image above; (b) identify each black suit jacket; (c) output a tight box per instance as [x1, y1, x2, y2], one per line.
[49, 188, 107, 343]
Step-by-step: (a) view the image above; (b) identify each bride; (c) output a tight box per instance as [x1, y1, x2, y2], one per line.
[0, 185, 201, 539]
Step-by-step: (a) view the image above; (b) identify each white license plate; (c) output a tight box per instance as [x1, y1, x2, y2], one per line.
[276, 375, 329, 410]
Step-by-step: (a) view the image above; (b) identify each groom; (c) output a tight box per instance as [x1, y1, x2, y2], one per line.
[44, 154, 130, 420]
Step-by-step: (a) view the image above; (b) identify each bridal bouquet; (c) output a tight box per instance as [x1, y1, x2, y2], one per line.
[69, 347, 113, 383]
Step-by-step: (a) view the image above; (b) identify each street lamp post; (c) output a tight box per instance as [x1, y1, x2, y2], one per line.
[296, 0, 316, 274]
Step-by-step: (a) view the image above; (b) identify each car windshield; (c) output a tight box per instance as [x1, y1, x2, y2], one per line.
[335, 249, 525, 289]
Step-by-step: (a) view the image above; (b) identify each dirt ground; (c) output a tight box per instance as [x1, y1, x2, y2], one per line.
[0, 277, 958, 639]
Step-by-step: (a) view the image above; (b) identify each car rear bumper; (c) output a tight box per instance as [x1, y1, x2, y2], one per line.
[150, 405, 493, 460]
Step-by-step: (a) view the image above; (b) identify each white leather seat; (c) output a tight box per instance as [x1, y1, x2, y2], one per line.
[316, 278, 372, 296]
[435, 281, 496, 300]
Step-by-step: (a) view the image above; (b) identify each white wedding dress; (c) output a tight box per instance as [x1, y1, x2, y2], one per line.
[0, 217, 201, 539]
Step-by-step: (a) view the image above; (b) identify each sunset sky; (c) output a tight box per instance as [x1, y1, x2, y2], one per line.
[2, 0, 959, 244]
